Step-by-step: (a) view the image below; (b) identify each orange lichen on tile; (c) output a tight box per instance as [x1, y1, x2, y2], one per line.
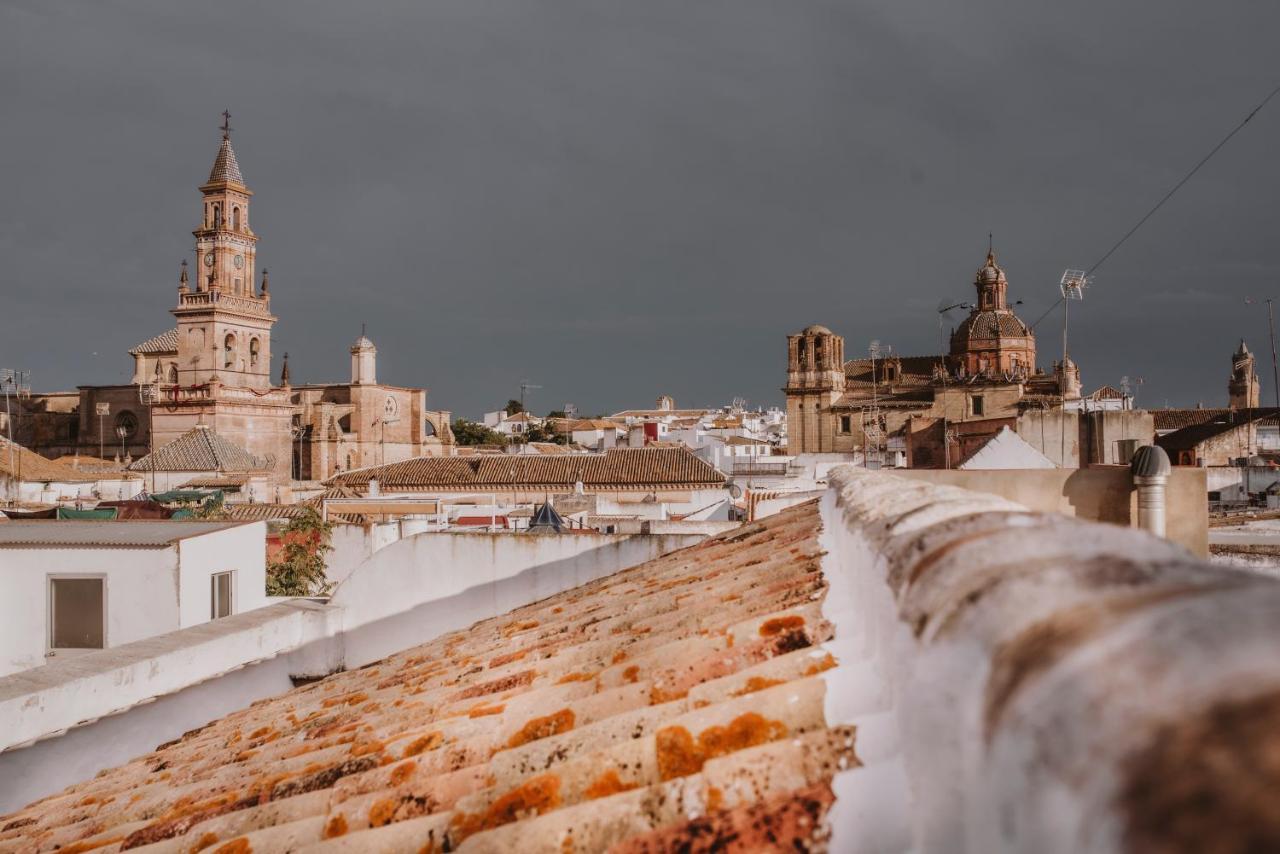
[759, 616, 806, 637]
[323, 814, 348, 839]
[654, 726, 704, 781]
[804, 653, 838, 676]
[53, 837, 125, 854]
[656, 713, 789, 781]
[649, 684, 689, 705]
[402, 732, 445, 757]
[611, 650, 628, 664]
[623, 666, 641, 684]
[389, 760, 417, 786]
[507, 709, 576, 749]
[733, 676, 785, 697]
[706, 786, 724, 812]
[468, 703, 506, 718]
[349, 738, 386, 758]
[193, 831, 221, 851]
[212, 840, 252, 854]
[248, 726, 272, 739]
[368, 797, 399, 828]
[556, 671, 597, 684]
[489, 649, 529, 668]
[584, 769, 638, 800]
[451, 774, 563, 843]
[504, 620, 540, 637]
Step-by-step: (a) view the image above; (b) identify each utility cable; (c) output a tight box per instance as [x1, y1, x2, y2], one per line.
[1029, 81, 1280, 330]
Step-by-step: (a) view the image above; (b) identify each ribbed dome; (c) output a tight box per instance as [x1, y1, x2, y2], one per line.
[802, 324, 833, 335]
[952, 310, 1031, 342]
[1130, 445, 1171, 477]
[351, 335, 375, 350]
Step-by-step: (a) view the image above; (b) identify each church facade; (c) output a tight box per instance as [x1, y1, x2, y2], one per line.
[785, 249, 1094, 466]
[23, 117, 452, 481]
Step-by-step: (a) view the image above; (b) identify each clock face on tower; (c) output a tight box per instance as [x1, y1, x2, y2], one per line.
[204, 251, 215, 267]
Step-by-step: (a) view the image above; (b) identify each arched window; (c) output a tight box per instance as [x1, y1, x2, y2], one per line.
[249, 338, 260, 367]
[423, 419, 437, 438]
[213, 205, 222, 228]
[224, 334, 235, 369]
[232, 207, 241, 231]
[167, 363, 178, 384]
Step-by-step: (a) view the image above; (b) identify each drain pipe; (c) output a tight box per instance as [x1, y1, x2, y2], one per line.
[1131, 445, 1171, 537]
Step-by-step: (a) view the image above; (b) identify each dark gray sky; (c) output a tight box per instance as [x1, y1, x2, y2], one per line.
[3, 0, 1280, 418]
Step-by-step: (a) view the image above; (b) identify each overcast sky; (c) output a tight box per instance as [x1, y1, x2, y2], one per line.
[3, 1, 1280, 418]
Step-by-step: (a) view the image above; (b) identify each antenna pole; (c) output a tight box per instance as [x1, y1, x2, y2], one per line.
[1062, 296, 1069, 467]
[1269, 299, 1279, 410]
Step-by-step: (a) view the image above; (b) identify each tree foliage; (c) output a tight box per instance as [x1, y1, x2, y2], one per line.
[451, 418, 509, 446]
[266, 507, 334, 597]
[524, 423, 569, 444]
[504, 399, 524, 416]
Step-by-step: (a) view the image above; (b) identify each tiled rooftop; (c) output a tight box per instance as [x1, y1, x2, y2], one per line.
[0, 520, 250, 548]
[0, 437, 99, 483]
[207, 137, 244, 186]
[327, 447, 726, 491]
[128, 329, 179, 356]
[0, 501, 853, 852]
[129, 427, 267, 474]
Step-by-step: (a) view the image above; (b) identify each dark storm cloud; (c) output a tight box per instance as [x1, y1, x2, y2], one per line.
[2, 0, 1279, 416]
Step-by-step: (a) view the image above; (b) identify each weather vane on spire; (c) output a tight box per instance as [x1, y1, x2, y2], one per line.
[220, 110, 232, 140]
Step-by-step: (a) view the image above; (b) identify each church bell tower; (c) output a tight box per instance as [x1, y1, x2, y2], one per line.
[173, 112, 275, 390]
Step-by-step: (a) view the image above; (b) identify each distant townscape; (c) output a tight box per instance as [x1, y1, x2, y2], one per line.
[2, 118, 1279, 852]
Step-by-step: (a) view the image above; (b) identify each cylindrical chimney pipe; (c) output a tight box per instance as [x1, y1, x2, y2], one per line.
[1131, 445, 1172, 538]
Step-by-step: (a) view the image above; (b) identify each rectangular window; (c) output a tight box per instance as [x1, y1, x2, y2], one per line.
[840, 415, 852, 433]
[49, 577, 105, 650]
[971, 395, 985, 416]
[211, 571, 234, 620]
[1116, 439, 1138, 464]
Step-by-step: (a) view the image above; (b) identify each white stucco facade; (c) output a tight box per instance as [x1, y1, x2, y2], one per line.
[0, 521, 268, 676]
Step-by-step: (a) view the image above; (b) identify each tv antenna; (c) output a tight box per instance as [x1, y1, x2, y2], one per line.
[864, 341, 892, 469]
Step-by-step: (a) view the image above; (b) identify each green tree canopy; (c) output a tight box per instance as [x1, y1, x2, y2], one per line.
[266, 507, 334, 597]
[452, 418, 509, 446]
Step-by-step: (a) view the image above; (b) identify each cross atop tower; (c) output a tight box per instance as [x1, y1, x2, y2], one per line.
[220, 110, 232, 140]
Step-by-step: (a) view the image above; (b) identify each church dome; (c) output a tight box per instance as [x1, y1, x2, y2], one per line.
[801, 324, 833, 335]
[351, 334, 375, 351]
[953, 310, 1031, 342]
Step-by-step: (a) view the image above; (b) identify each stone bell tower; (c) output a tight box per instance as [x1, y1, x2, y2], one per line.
[784, 325, 845, 453]
[147, 113, 293, 479]
[1229, 339, 1261, 410]
[173, 111, 275, 391]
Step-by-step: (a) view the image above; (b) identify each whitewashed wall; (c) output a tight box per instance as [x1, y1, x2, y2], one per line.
[818, 465, 1280, 854]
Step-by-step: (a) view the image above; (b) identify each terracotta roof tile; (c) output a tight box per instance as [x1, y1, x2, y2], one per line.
[129, 426, 268, 474]
[326, 447, 725, 490]
[1152, 408, 1231, 431]
[843, 355, 938, 389]
[0, 437, 99, 483]
[207, 137, 244, 186]
[128, 328, 179, 355]
[0, 502, 849, 852]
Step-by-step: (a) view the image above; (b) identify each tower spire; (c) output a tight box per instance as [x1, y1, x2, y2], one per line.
[220, 109, 232, 140]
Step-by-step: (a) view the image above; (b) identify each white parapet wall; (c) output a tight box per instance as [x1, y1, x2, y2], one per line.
[817, 465, 1280, 854]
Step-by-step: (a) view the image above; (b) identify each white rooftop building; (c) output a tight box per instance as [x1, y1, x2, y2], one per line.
[0, 520, 269, 676]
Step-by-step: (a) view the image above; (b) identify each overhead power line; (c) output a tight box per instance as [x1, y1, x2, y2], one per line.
[1030, 81, 1280, 331]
